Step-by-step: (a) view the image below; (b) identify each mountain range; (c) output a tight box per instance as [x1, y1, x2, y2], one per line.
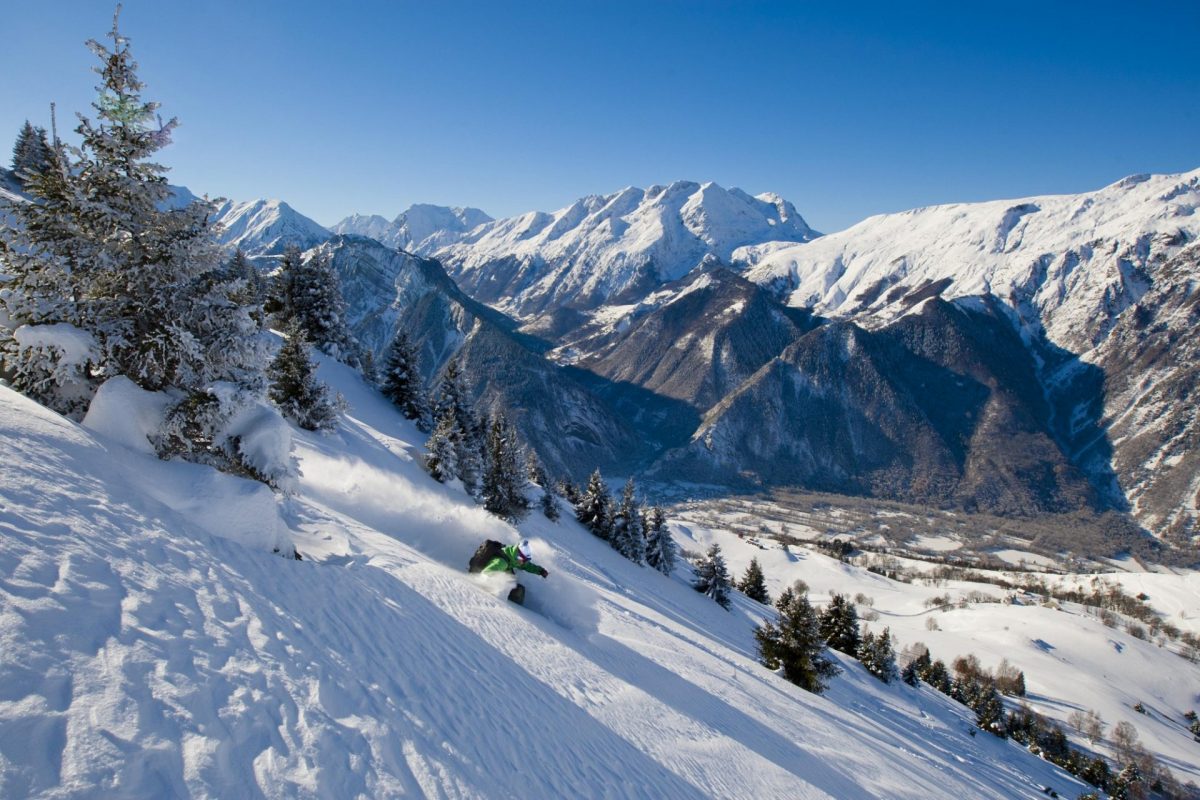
[212, 169, 1200, 553]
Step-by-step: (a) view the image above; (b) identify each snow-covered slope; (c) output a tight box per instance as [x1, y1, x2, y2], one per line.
[332, 204, 492, 254]
[672, 517, 1200, 789]
[212, 198, 331, 257]
[736, 169, 1200, 353]
[435, 181, 817, 320]
[0, 368, 1099, 799]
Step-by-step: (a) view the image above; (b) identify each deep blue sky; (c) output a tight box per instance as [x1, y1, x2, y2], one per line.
[5, 1, 1198, 232]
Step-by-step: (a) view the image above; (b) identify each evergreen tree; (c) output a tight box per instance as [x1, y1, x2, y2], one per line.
[0, 10, 264, 441]
[901, 658, 921, 686]
[1080, 758, 1110, 791]
[540, 484, 560, 521]
[693, 543, 732, 609]
[971, 683, 1006, 736]
[431, 359, 482, 495]
[857, 627, 899, 684]
[521, 450, 559, 521]
[558, 478, 581, 506]
[271, 246, 359, 366]
[298, 249, 358, 366]
[425, 408, 458, 483]
[737, 557, 771, 604]
[268, 321, 337, 432]
[610, 478, 646, 564]
[380, 331, 426, 420]
[1110, 763, 1142, 800]
[923, 658, 953, 694]
[525, 450, 545, 485]
[10, 120, 52, 180]
[643, 506, 676, 575]
[903, 648, 932, 686]
[226, 248, 266, 323]
[754, 583, 840, 694]
[267, 245, 302, 317]
[482, 412, 530, 522]
[819, 593, 862, 655]
[575, 469, 612, 540]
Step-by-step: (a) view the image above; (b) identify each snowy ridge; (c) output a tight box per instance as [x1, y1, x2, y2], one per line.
[0, 364, 1098, 799]
[736, 169, 1200, 353]
[434, 181, 817, 319]
[331, 204, 493, 254]
[212, 198, 331, 257]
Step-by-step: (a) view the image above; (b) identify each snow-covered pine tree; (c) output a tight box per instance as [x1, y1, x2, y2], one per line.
[271, 246, 360, 367]
[10, 121, 52, 181]
[268, 245, 304, 318]
[525, 450, 545, 485]
[267, 320, 337, 432]
[425, 408, 459, 483]
[575, 469, 612, 540]
[754, 583, 840, 694]
[524, 451, 559, 521]
[818, 593, 862, 655]
[380, 331, 426, 421]
[0, 128, 96, 416]
[482, 412, 529, 522]
[540, 484, 559, 521]
[693, 543, 732, 609]
[610, 478, 646, 564]
[901, 658, 920, 686]
[922, 658, 952, 694]
[558, 478, 581, 506]
[857, 626, 899, 683]
[360, 349, 377, 385]
[903, 647, 931, 686]
[297, 249, 359, 366]
[643, 506, 676, 575]
[434, 358, 482, 496]
[737, 557, 770, 604]
[0, 10, 266, 442]
[226, 248, 265, 323]
[10, 120, 36, 171]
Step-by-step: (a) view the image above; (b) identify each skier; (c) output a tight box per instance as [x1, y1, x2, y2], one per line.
[475, 538, 549, 604]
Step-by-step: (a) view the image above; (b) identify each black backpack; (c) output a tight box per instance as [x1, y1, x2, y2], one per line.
[468, 540, 506, 573]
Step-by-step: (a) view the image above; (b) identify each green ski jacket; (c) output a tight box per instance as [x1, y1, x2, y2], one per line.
[482, 544, 545, 576]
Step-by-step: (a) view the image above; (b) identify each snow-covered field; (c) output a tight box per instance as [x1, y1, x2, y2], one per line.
[0, 357, 1121, 798]
[674, 521, 1200, 789]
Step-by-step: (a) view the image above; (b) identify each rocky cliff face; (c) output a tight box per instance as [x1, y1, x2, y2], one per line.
[647, 298, 1097, 515]
[1090, 242, 1200, 543]
[559, 265, 817, 412]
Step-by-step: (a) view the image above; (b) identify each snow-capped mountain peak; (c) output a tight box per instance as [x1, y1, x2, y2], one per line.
[735, 168, 1200, 352]
[435, 180, 819, 320]
[331, 203, 493, 254]
[212, 197, 331, 257]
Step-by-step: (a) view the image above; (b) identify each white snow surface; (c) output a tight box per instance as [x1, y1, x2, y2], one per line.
[11, 324, 98, 370]
[436, 181, 817, 316]
[0, 360, 1103, 799]
[736, 169, 1200, 351]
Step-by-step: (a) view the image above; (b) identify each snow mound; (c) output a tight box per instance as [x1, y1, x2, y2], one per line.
[82, 376, 171, 455]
